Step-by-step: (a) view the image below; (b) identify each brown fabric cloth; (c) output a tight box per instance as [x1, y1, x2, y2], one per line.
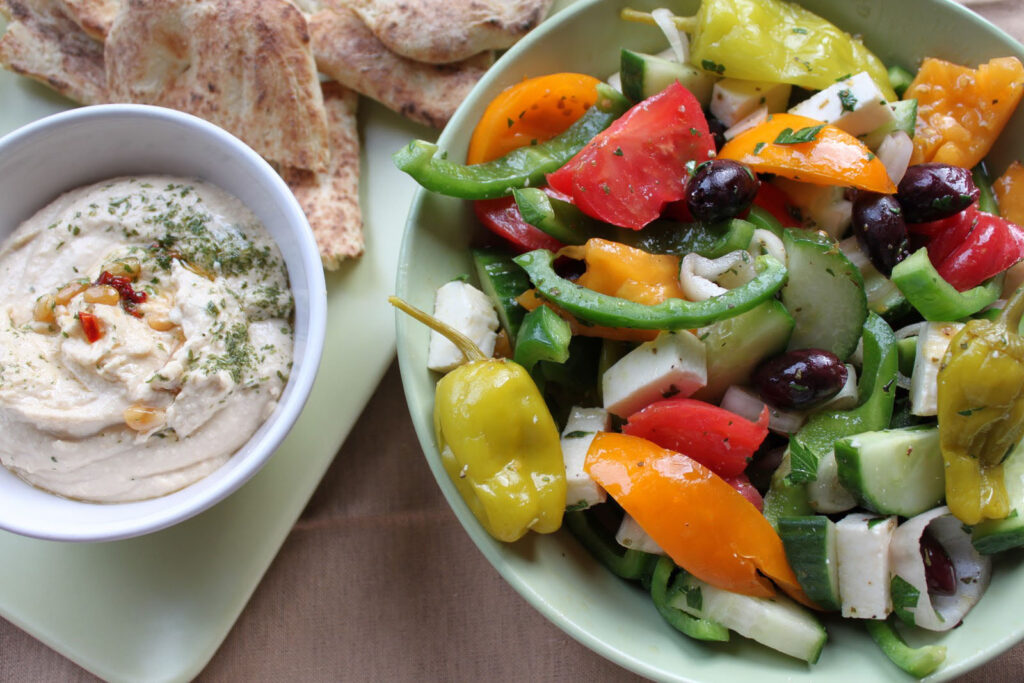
[4, 2, 1024, 681]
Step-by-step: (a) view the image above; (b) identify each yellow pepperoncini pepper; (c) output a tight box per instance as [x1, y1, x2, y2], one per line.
[937, 286, 1024, 525]
[390, 296, 566, 542]
[623, 1, 895, 100]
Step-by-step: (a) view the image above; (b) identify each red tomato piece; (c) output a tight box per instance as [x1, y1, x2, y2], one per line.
[910, 204, 1024, 291]
[752, 182, 802, 228]
[936, 209, 1024, 290]
[473, 195, 563, 254]
[79, 311, 102, 343]
[545, 82, 715, 230]
[621, 398, 770, 478]
[723, 473, 764, 512]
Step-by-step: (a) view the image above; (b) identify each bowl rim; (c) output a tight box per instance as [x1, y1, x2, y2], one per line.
[0, 103, 327, 542]
[395, 0, 1024, 680]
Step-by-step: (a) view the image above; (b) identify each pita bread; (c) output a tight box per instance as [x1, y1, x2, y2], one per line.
[281, 81, 364, 267]
[105, 0, 330, 173]
[56, 0, 118, 40]
[0, 0, 107, 104]
[344, 0, 553, 64]
[308, 6, 492, 129]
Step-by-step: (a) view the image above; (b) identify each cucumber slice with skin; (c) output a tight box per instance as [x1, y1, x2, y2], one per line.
[471, 248, 530, 341]
[778, 516, 841, 611]
[781, 228, 868, 360]
[620, 49, 717, 105]
[835, 426, 945, 517]
[691, 299, 794, 403]
[668, 570, 828, 663]
[839, 236, 910, 321]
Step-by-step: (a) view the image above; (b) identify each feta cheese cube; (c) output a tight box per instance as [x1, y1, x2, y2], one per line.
[788, 72, 895, 137]
[561, 407, 610, 511]
[602, 331, 707, 417]
[910, 322, 965, 416]
[616, 513, 665, 554]
[772, 178, 851, 238]
[836, 513, 897, 619]
[426, 281, 498, 373]
[711, 78, 792, 127]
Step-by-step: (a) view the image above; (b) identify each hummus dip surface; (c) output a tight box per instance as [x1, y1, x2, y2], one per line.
[0, 176, 294, 502]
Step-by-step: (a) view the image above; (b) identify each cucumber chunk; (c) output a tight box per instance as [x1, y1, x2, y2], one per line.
[669, 571, 827, 662]
[835, 426, 945, 517]
[778, 516, 841, 611]
[620, 49, 717, 105]
[692, 299, 794, 403]
[781, 229, 867, 360]
[471, 248, 530, 341]
[860, 99, 918, 150]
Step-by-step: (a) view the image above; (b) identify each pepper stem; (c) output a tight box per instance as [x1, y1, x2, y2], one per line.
[998, 284, 1024, 335]
[620, 8, 699, 34]
[388, 296, 487, 363]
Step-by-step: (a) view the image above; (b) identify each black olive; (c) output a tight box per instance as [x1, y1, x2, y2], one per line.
[920, 528, 957, 597]
[703, 111, 728, 152]
[897, 163, 979, 223]
[751, 349, 848, 410]
[685, 159, 760, 224]
[851, 192, 911, 277]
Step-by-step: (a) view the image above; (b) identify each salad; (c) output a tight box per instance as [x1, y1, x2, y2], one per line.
[392, 0, 1024, 675]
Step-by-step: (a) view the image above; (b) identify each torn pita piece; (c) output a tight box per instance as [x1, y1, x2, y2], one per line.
[105, 0, 330, 174]
[0, 0, 107, 104]
[308, 6, 492, 129]
[56, 0, 119, 40]
[281, 81, 363, 268]
[345, 0, 553, 65]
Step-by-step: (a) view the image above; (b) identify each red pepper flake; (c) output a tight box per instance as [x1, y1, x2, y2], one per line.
[79, 311, 102, 343]
[96, 271, 147, 317]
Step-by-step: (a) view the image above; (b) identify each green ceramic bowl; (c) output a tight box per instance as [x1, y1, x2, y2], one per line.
[395, 1, 1024, 679]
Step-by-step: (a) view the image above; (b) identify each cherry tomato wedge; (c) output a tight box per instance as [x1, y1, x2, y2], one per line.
[584, 432, 814, 606]
[467, 72, 601, 165]
[473, 195, 563, 253]
[723, 473, 764, 512]
[622, 398, 770, 478]
[546, 81, 715, 230]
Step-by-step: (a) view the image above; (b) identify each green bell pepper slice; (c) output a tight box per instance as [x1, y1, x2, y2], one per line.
[891, 248, 1000, 321]
[788, 313, 899, 483]
[513, 305, 571, 373]
[512, 250, 787, 330]
[650, 556, 730, 642]
[392, 84, 630, 200]
[563, 509, 656, 580]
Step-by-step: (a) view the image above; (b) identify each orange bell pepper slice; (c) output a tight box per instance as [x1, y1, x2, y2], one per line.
[718, 113, 896, 194]
[585, 432, 816, 607]
[906, 57, 1024, 170]
[467, 72, 601, 164]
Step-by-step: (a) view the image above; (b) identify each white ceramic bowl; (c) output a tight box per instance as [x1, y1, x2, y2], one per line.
[0, 104, 327, 542]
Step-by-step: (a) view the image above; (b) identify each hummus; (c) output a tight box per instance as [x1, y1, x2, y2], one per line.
[0, 176, 294, 502]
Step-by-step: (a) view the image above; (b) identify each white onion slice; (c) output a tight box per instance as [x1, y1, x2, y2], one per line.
[750, 228, 787, 265]
[878, 131, 914, 186]
[889, 506, 992, 631]
[721, 386, 806, 434]
[651, 8, 689, 63]
[679, 251, 754, 301]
